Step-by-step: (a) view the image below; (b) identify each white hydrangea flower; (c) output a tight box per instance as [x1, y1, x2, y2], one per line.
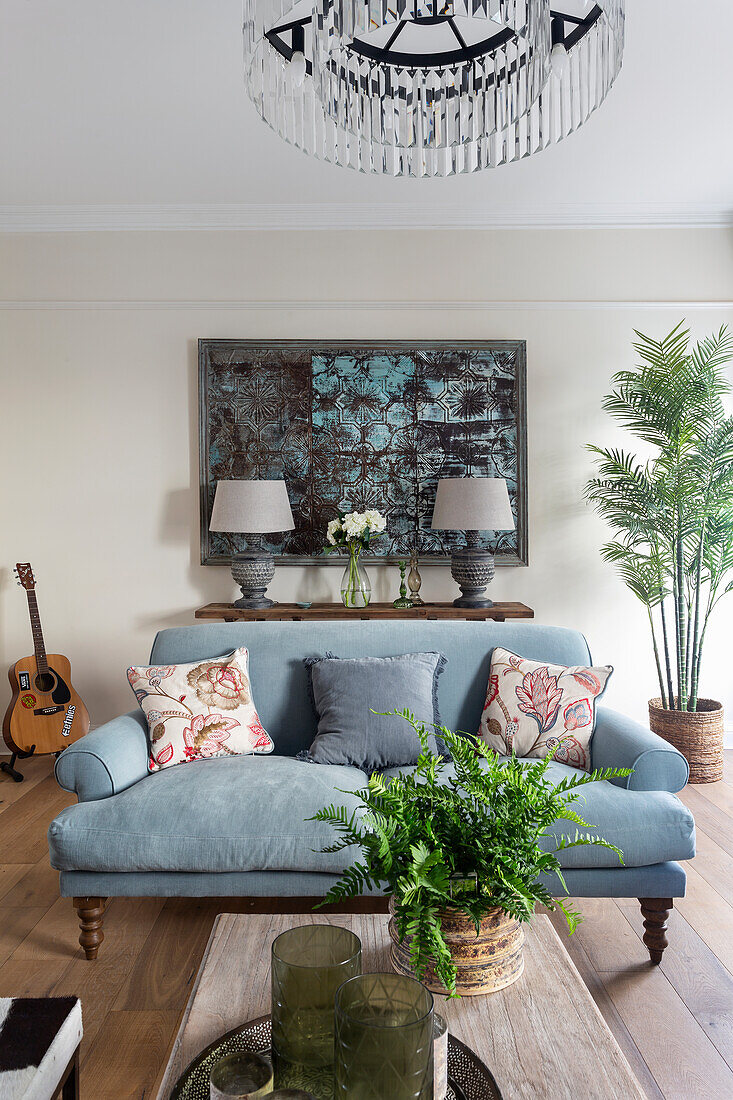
[343, 512, 367, 539]
[326, 518, 342, 545]
[364, 509, 386, 534]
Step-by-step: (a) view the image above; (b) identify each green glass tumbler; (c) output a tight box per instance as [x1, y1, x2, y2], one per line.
[271, 924, 362, 1076]
[334, 973, 434, 1100]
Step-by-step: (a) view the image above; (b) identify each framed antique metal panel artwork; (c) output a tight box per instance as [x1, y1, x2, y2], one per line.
[199, 340, 528, 566]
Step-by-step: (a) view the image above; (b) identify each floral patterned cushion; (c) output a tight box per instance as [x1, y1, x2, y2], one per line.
[127, 648, 274, 771]
[477, 647, 613, 771]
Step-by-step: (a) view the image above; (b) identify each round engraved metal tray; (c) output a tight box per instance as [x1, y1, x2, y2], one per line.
[170, 1014, 503, 1100]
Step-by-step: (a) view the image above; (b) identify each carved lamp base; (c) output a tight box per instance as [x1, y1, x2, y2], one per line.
[231, 549, 277, 609]
[450, 546, 496, 609]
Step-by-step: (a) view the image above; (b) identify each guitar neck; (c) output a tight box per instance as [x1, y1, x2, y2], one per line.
[26, 591, 48, 672]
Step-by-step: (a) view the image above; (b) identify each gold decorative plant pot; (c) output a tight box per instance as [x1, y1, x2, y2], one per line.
[388, 898, 524, 996]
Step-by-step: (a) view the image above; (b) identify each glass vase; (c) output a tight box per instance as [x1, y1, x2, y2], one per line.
[341, 547, 371, 608]
[334, 973, 434, 1100]
[408, 556, 424, 606]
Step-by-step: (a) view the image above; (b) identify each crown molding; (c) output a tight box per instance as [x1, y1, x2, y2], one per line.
[1, 299, 731, 311]
[0, 202, 731, 232]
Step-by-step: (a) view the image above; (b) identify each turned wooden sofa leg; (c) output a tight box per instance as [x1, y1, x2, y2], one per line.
[73, 896, 107, 960]
[638, 897, 673, 964]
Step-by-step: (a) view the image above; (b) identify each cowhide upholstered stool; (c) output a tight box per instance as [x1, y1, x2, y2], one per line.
[0, 996, 82, 1099]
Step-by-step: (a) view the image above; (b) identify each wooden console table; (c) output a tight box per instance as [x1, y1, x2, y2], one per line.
[195, 602, 534, 622]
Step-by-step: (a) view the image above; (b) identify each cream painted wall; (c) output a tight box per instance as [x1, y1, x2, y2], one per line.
[1, 229, 732, 733]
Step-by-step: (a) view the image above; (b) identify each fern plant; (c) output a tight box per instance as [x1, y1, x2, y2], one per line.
[311, 709, 631, 996]
[586, 323, 733, 711]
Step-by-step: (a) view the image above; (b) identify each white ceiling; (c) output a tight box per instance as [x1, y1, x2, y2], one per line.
[1, 0, 732, 229]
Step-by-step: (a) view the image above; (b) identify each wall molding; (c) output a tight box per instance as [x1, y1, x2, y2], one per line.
[0, 202, 731, 232]
[1, 299, 732, 312]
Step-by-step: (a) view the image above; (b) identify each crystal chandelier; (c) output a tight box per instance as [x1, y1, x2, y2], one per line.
[243, 1, 625, 176]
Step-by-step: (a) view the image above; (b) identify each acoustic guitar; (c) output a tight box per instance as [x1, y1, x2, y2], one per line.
[2, 563, 89, 780]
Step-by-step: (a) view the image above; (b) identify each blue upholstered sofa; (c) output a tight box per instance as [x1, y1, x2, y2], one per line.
[48, 621, 694, 961]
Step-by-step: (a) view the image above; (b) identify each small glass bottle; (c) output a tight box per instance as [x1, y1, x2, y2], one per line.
[408, 556, 424, 606]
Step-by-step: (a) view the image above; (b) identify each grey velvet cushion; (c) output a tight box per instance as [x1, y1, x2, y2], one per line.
[300, 651, 447, 771]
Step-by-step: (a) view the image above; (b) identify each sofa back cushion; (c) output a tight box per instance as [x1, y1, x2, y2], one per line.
[148, 622, 591, 757]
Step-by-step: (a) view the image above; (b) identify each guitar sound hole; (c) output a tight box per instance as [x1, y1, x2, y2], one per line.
[35, 671, 55, 693]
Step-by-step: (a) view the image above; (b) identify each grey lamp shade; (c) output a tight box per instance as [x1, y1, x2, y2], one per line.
[431, 478, 515, 532]
[209, 480, 295, 534]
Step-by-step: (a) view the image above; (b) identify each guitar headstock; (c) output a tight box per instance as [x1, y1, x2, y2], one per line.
[14, 563, 36, 590]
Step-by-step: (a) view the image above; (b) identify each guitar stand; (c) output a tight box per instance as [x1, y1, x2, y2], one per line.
[0, 745, 35, 783]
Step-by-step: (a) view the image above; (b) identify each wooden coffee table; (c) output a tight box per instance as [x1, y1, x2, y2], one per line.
[155, 913, 644, 1100]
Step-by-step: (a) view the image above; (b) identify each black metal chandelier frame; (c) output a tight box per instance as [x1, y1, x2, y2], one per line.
[265, 5, 602, 77]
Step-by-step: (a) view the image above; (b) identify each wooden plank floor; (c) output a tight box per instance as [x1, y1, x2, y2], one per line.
[1, 753, 731, 1100]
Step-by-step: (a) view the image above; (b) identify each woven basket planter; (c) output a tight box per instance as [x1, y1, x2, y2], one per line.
[388, 897, 524, 996]
[648, 697, 724, 784]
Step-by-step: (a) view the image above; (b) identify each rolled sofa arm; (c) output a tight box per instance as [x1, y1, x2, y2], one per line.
[592, 706, 689, 793]
[55, 711, 149, 802]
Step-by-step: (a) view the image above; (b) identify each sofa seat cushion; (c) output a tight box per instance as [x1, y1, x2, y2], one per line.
[382, 757, 695, 869]
[509, 758, 694, 868]
[48, 756, 367, 874]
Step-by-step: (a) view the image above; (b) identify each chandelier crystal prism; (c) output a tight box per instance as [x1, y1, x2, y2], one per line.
[243, 0, 624, 176]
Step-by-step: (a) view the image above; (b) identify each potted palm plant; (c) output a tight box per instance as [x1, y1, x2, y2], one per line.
[586, 323, 733, 782]
[311, 709, 629, 997]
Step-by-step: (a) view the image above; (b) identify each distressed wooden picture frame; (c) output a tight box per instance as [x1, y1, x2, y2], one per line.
[199, 339, 528, 566]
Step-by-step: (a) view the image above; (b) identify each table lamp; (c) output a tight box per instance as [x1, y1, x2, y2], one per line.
[431, 477, 515, 608]
[209, 480, 294, 609]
